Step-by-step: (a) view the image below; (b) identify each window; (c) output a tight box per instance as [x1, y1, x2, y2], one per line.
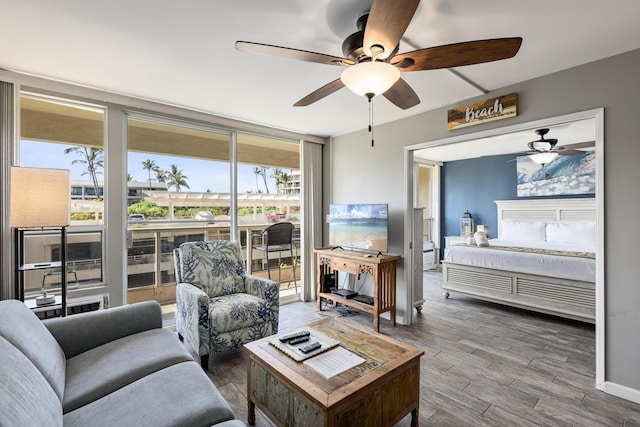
[124, 117, 303, 305]
[19, 93, 106, 293]
[14, 90, 309, 306]
[237, 133, 302, 298]
[126, 114, 232, 304]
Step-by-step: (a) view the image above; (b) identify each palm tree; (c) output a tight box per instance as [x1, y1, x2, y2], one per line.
[141, 159, 157, 189]
[253, 167, 262, 193]
[165, 164, 190, 192]
[64, 146, 104, 198]
[280, 171, 291, 194]
[270, 168, 283, 193]
[154, 168, 167, 184]
[260, 166, 270, 194]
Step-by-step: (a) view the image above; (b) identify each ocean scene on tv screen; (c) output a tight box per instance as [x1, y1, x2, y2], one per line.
[329, 204, 388, 252]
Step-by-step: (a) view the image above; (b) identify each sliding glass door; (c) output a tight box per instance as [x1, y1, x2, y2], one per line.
[125, 116, 302, 305]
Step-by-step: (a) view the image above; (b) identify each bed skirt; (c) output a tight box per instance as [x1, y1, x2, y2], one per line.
[442, 261, 595, 323]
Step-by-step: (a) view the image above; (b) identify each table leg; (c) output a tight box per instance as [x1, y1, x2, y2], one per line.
[247, 354, 256, 426]
[248, 399, 256, 425]
[391, 306, 396, 327]
[411, 408, 419, 427]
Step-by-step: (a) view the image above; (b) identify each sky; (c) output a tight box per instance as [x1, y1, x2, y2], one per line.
[20, 140, 283, 193]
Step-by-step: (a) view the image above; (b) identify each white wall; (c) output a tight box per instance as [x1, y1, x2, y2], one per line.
[328, 128, 409, 322]
[328, 48, 640, 394]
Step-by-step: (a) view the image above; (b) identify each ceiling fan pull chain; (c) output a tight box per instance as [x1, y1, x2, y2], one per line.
[369, 95, 374, 147]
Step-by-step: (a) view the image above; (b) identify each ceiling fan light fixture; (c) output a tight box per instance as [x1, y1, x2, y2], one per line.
[530, 141, 553, 151]
[340, 62, 400, 98]
[529, 151, 558, 165]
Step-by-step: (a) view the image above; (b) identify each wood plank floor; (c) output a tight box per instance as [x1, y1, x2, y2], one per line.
[189, 268, 640, 426]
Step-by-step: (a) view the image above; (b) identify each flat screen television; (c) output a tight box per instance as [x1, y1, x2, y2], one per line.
[328, 203, 388, 253]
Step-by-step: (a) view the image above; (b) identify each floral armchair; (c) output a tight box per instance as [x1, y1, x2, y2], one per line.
[173, 240, 279, 369]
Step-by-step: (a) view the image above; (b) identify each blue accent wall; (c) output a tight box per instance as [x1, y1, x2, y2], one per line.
[440, 154, 595, 253]
[442, 154, 515, 244]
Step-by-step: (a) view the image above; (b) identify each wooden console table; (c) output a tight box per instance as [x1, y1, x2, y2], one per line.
[315, 248, 401, 332]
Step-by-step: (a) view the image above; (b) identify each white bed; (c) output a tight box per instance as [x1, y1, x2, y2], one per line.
[442, 198, 596, 323]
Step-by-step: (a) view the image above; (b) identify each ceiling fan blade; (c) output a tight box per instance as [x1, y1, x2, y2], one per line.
[562, 141, 595, 150]
[235, 41, 354, 66]
[364, 0, 420, 60]
[294, 79, 345, 107]
[383, 78, 420, 110]
[391, 38, 522, 72]
[557, 149, 588, 156]
[555, 141, 595, 155]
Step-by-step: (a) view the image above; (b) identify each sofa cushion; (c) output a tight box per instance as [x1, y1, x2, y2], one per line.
[63, 361, 236, 427]
[0, 336, 63, 426]
[209, 293, 270, 334]
[44, 300, 163, 358]
[0, 299, 66, 402]
[179, 240, 246, 297]
[63, 328, 194, 413]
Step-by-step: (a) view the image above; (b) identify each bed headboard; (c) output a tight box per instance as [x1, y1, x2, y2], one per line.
[495, 198, 596, 238]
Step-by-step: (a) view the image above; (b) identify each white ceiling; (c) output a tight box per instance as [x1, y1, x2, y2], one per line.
[414, 117, 596, 162]
[1, 0, 639, 138]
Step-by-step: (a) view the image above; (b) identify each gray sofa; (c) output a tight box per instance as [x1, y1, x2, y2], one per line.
[0, 299, 246, 427]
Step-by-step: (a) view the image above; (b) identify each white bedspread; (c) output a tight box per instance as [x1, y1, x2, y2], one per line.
[444, 239, 595, 282]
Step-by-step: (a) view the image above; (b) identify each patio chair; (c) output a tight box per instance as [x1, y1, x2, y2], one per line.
[252, 222, 297, 291]
[173, 240, 279, 369]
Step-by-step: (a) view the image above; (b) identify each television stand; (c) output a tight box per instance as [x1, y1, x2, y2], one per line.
[315, 248, 401, 332]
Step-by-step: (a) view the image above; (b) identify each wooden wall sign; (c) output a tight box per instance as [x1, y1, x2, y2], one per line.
[447, 92, 518, 131]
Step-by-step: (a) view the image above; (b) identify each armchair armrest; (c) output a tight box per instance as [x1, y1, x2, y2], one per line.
[43, 301, 162, 358]
[175, 282, 210, 356]
[245, 275, 279, 303]
[245, 275, 279, 329]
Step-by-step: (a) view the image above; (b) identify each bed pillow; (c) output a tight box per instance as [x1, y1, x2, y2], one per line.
[546, 222, 596, 245]
[501, 220, 546, 242]
[474, 231, 489, 247]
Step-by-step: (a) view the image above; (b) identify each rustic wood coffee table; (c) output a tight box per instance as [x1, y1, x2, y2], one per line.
[244, 317, 424, 427]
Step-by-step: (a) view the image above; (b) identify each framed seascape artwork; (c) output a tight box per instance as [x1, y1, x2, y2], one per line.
[517, 151, 596, 197]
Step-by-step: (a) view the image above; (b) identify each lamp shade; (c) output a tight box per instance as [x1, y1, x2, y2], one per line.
[340, 62, 400, 98]
[10, 166, 70, 228]
[529, 151, 558, 165]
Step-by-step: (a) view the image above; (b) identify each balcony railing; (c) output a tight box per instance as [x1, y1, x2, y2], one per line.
[126, 222, 301, 303]
[20, 222, 302, 305]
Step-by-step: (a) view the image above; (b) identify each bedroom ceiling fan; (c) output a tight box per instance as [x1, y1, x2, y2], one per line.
[235, 0, 523, 109]
[517, 128, 595, 165]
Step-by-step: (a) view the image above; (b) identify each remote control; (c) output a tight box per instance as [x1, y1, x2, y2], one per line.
[299, 341, 321, 354]
[278, 330, 310, 343]
[288, 335, 310, 345]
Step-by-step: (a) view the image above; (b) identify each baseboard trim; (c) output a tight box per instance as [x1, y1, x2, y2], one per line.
[604, 381, 640, 404]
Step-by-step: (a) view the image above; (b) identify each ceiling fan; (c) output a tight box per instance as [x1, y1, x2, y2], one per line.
[235, 0, 523, 109]
[516, 128, 595, 165]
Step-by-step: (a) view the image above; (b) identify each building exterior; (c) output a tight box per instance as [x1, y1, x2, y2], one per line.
[71, 180, 167, 205]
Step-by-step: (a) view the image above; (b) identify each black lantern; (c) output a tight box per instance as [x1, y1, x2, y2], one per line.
[460, 210, 474, 237]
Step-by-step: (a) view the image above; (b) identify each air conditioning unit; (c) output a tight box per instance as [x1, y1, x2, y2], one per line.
[423, 241, 436, 271]
[32, 294, 107, 320]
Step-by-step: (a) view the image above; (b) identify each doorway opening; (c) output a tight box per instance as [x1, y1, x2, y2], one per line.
[404, 108, 605, 389]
